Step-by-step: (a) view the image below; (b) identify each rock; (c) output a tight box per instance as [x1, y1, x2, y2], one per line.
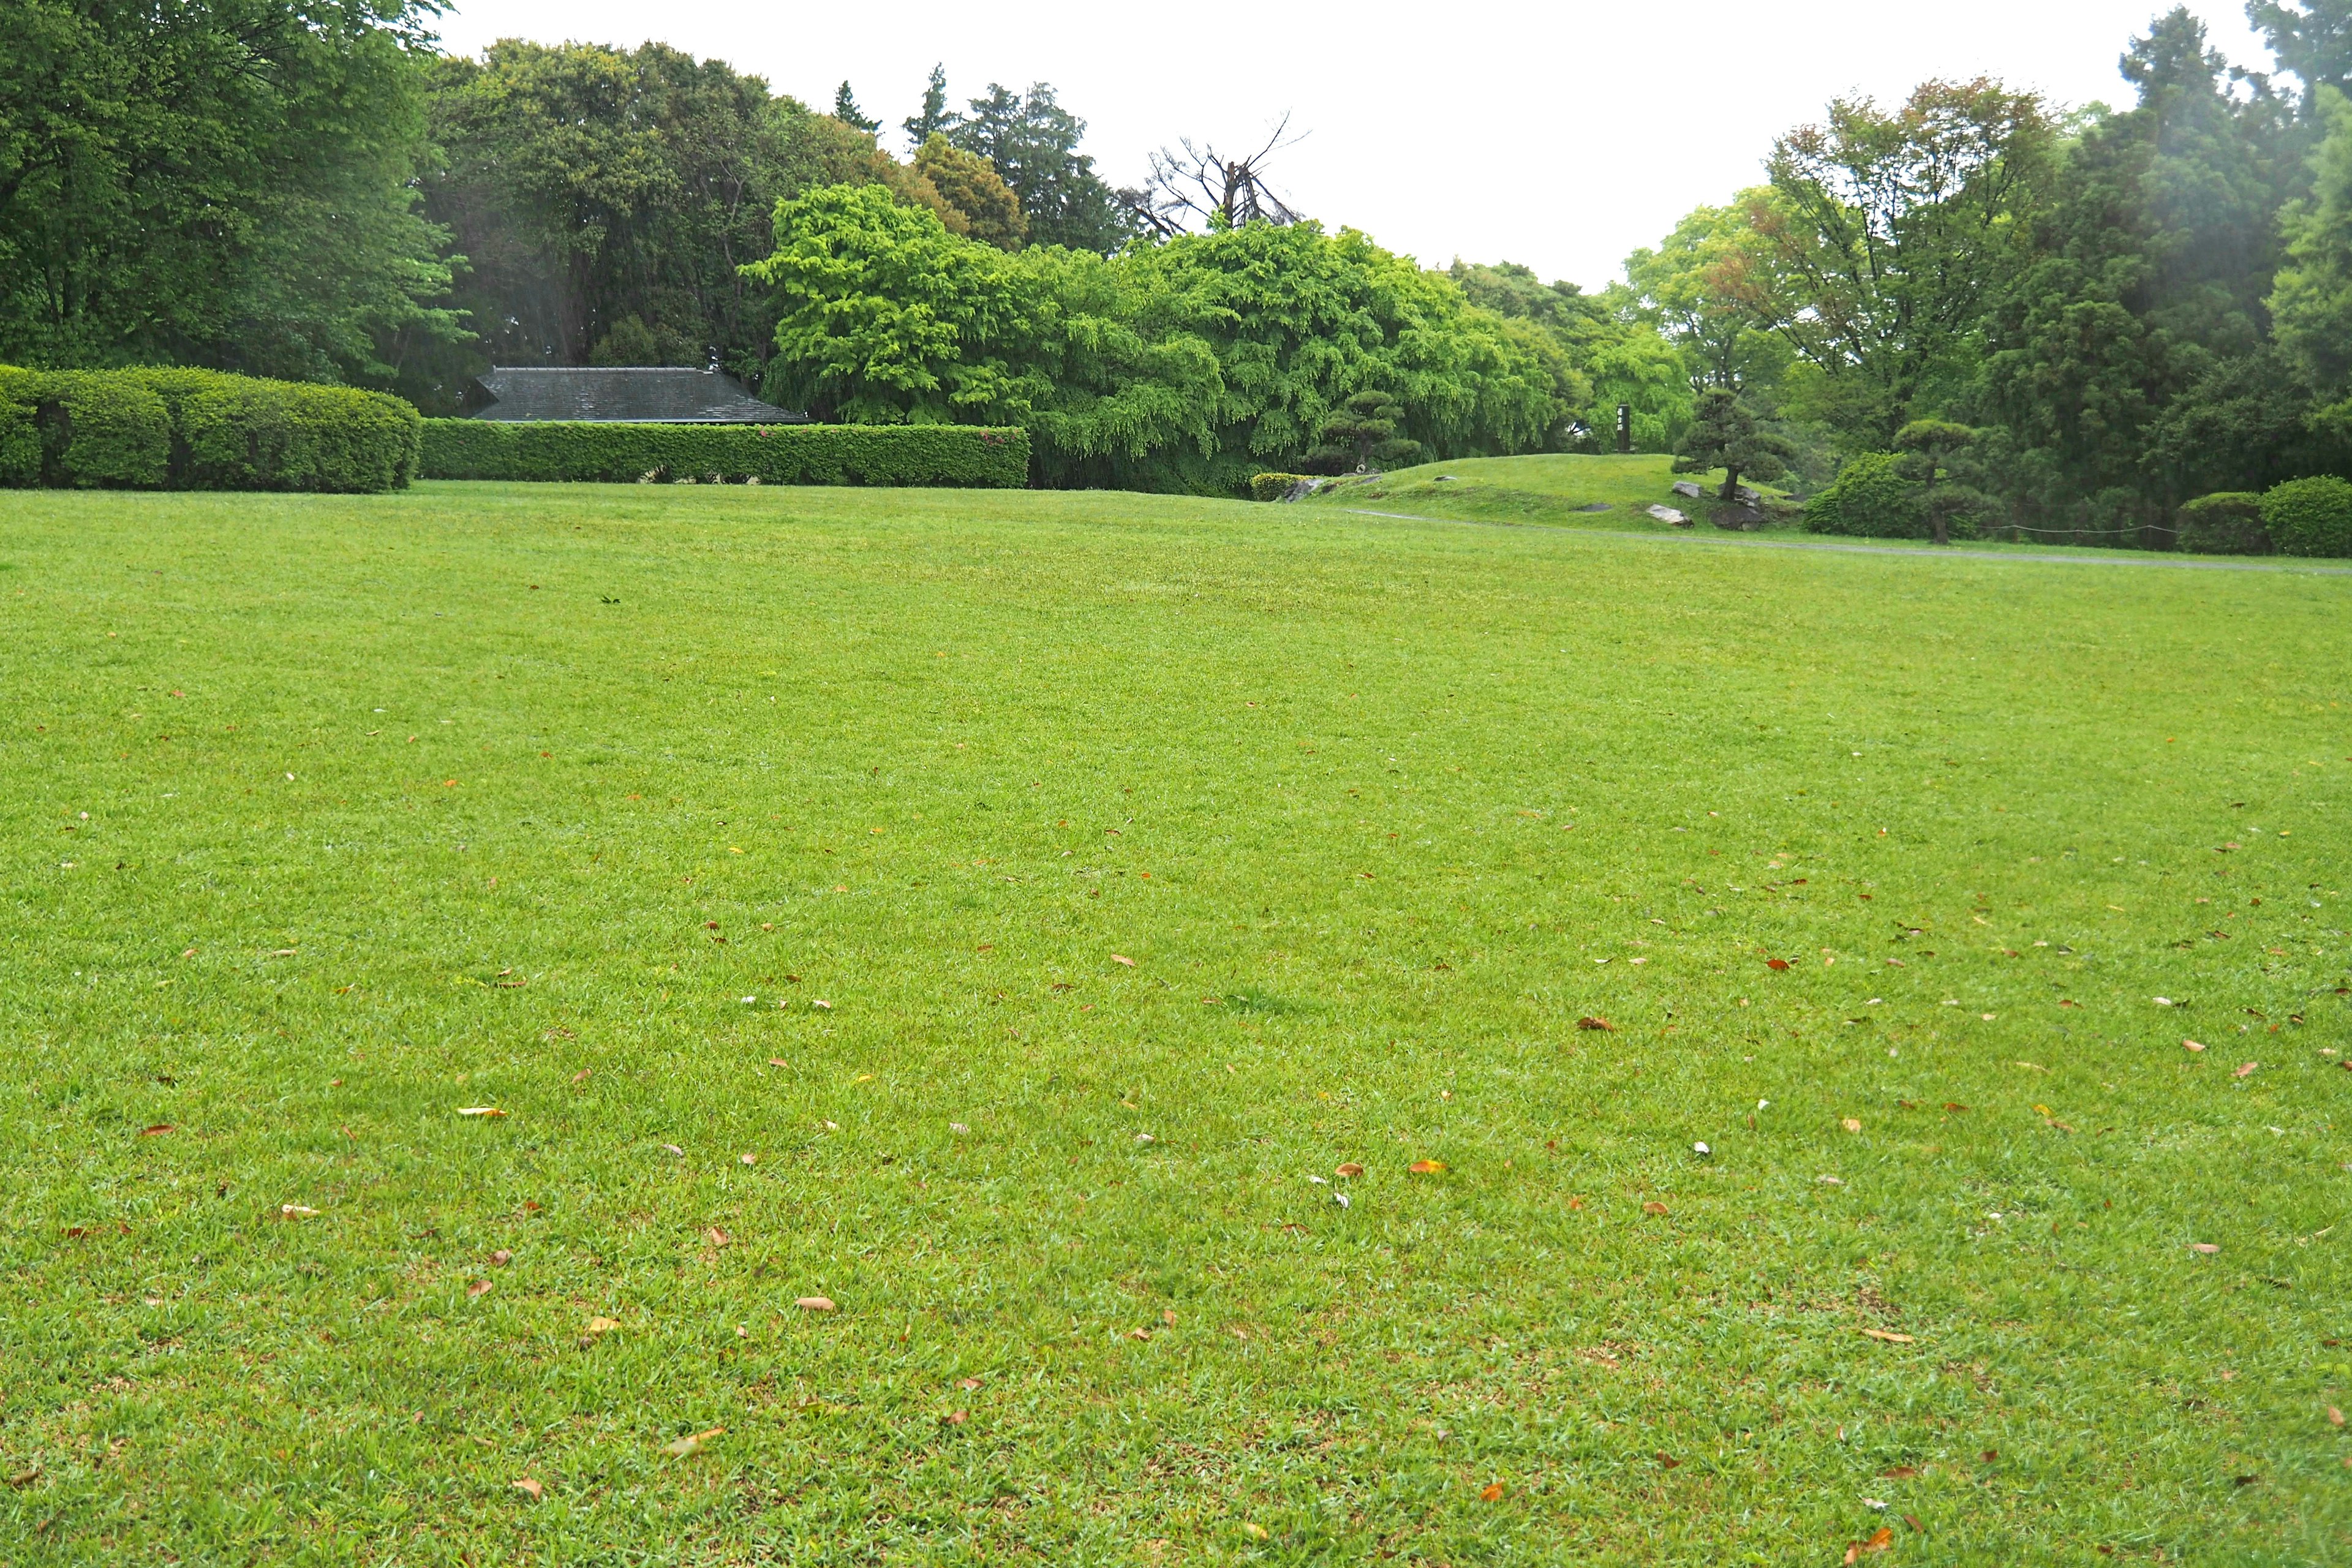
[1671, 480, 1705, 500]
[1279, 478, 1327, 503]
[1714, 505, 1768, 530]
[1734, 485, 1764, 505]
[1646, 504, 1691, 526]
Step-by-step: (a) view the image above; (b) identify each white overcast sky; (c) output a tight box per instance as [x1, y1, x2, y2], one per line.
[431, 1, 2275, 290]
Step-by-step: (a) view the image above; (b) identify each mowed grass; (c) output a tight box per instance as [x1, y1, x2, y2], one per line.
[3, 480, 2350, 1566]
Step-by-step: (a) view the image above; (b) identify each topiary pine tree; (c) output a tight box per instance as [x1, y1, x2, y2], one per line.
[1672, 388, 1793, 502]
[1305, 390, 1420, 473]
[1893, 420, 1985, 546]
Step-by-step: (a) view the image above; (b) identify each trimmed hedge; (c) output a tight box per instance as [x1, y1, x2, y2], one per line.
[2176, 492, 2271, 555]
[418, 420, 1030, 488]
[2260, 475, 2352, 559]
[1248, 472, 1322, 502]
[0, 366, 420, 492]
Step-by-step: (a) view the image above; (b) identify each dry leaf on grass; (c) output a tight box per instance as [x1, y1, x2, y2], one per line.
[1642, 1200, 1669, 1216]
[1859, 1327, 1915, 1344]
[1655, 1450, 1680, 1469]
[138, 1123, 175, 1137]
[1407, 1159, 1446, 1174]
[2184, 1039, 2206, 1053]
[1844, 1526, 1894, 1562]
[511, 1477, 543, 1500]
[490, 1249, 511, 1267]
[662, 1427, 724, 1457]
[2328, 1405, 2345, 1427]
[1335, 1162, 1363, 1177]
[943, 1409, 968, 1425]
[1576, 1016, 1614, 1031]
[467, 1279, 492, 1299]
[1842, 1118, 1863, 1133]
[1766, 958, 1791, 971]
[795, 1295, 837, 1312]
[1111, 954, 1136, 967]
[705, 1227, 730, 1248]
[957, 1377, 982, 1391]
[2190, 1243, 2220, 1254]
[457, 1106, 506, 1118]
[767, 1058, 789, 1068]
[1879, 1464, 1921, 1479]
[2236, 1061, 2259, 1079]
[579, 1316, 621, 1348]
[278, 1204, 319, 1219]
[1479, 1482, 1506, 1501]
[8, 1461, 43, 1487]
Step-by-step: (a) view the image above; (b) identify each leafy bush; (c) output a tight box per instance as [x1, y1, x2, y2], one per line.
[0, 367, 419, 491]
[2175, 492, 2270, 554]
[1249, 473, 1320, 502]
[417, 420, 1030, 488]
[2260, 475, 2352, 558]
[1803, 453, 1923, 537]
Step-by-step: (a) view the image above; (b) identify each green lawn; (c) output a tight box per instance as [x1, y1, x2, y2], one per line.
[4, 480, 2349, 1565]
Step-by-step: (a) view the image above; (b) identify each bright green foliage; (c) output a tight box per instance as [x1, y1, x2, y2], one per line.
[2260, 472, 2352, 554]
[415, 418, 1028, 487]
[5, 483, 2351, 1560]
[1803, 451, 1922, 537]
[744, 198, 1556, 493]
[0, 0, 459, 384]
[0, 366, 419, 490]
[1303, 390, 1419, 475]
[1444, 261, 1686, 451]
[1623, 196, 1793, 396]
[1673, 389, 1793, 500]
[2174, 491, 2272, 553]
[913, 137, 1027, 251]
[745, 185, 1046, 426]
[949, 84, 1132, 255]
[2272, 88, 2352, 429]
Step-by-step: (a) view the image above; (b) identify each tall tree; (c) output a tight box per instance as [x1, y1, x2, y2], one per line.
[903, 64, 960, 150]
[2272, 86, 2352, 428]
[913, 135, 1025, 250]
[1673, 388, 1795, 501]
[2250, 0, 2352, 102]
[1752, 78, 2054, 443]
[0, 0, 458, 382]
[951, 84, 1131, 253]
[1981, 10, 2305, 509]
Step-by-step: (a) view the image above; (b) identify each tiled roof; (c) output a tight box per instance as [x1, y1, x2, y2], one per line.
[468, 367, 803, 423]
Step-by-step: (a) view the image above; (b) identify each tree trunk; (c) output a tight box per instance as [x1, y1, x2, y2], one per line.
[1719, 466, 1741, 503]
[1930, 497, 1949, 547]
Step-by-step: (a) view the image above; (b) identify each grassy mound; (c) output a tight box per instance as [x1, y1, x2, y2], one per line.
[1295, 453, 1795, 530]
[2, 481, 2347, 1562]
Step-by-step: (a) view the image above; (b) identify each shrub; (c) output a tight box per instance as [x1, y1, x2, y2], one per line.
[1249, 473, 1319, 502]
[2260, 475, 2352, 558]
[0, 368, 39, 486]
[417, 420, 1030, 488]
[2175, 492, 2271, 555]
[41, 371, 172, 488]
[1803, 453, 1922, 537]
[0, 366, 419, 492]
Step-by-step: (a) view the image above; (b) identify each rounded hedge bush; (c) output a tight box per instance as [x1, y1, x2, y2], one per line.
[2176, 492, 2271, 555]
[2260, 475, 2352, 558]
[1803, 452, 1921, 537]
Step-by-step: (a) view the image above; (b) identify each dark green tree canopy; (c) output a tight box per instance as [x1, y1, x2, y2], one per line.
[831, 81, 879, 134]
[1673, 388, 1794, 499]
[1305, 390, 1420, 473]
[950, 84, 1133, 254]
[2251, 0, 2352, 102]
[904, 64, 960, 149]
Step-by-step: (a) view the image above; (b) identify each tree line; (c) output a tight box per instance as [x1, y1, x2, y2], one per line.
[4, 0, 2350, 517]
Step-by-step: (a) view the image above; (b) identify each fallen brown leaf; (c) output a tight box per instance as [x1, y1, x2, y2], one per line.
[1655, 1450, 1679, 1468]
[1642, 1200, 1669, 1216]
[1903, 1513, 1923, 1532]
[1879, 1464, 1921, 1479]
[570, 1069, 592, 1084]
[467, 1279, 492, 1298]
[662, 1427, 724, 1457]
[795, 1295, 837, 1313]
[1766, 958, 1790, 971]
[1111, 954, 1136, 967]
[511, 1477, 543, 1500]
[957, 1377, 982, 1391]
[705, 1227, 730, 1248]
[1335, 1162, 1363, 1177]
[2190, 1243, 2220, 1254]
[1479, 1481, 1505, 1501]
[6, 1461, 39, 1487]
[2329, 1405, 2345, 1427]
[2235, 1061, 2258, 1079]
[278, 1204, 319, 1219]
[138, 1123, 175, 1137]
[767, 1058, 789, 1069]
[1842, 1118, 1863, 1133]
[1943, 1102, 1970, 1113]
[457, 1106, 506, 1118]
[1843, 1525, 1894, 1562]
[1860, 1327, 1915, 1344]
[490, 1248, 511, 1267]
[1407, 1159, 1446, 1174]
[1576, 1016, 1614, 1031]
[2183, 1038, 2206, 1053]
[943, 1409, 968, 1425]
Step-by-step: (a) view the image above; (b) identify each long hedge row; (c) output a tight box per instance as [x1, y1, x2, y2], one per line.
[0, 367, 420, 492]
[418, 419, 1030, 488]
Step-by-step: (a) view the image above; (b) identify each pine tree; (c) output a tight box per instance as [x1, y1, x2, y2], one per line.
[1672, 388, 1793, 502]
[831, 82, 878, 134]
[903, 64, 959, 151]
[1305, 390, 1419, 473]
